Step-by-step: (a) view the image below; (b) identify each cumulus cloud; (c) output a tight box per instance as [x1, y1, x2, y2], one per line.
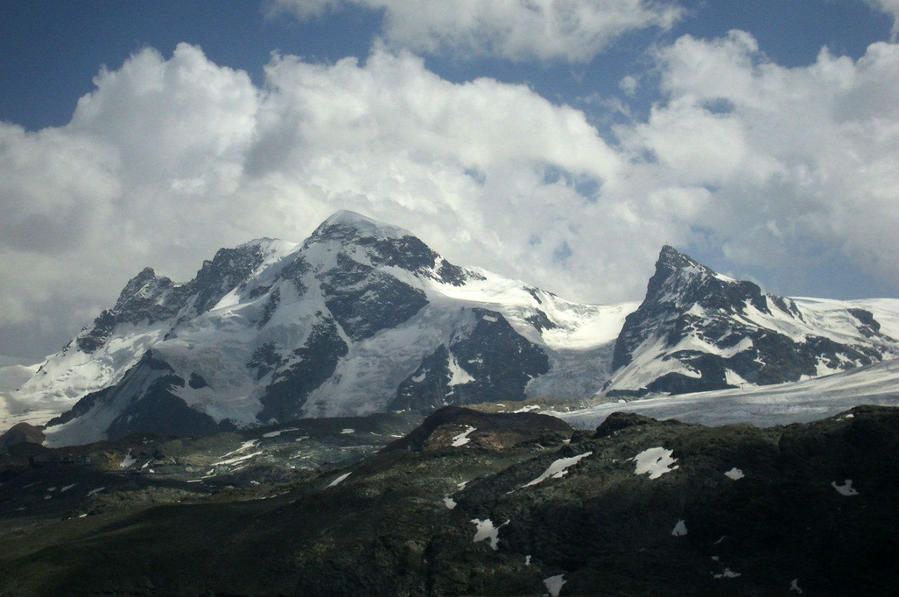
[3, 31, 899, 363]
[270, 0, 683, 62]
[865, 0, 899, 37]
[617, 30, 899, 290]
[0, 42, 653, 361]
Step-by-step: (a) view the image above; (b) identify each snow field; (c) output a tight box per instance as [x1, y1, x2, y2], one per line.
[522, 452, 592, 488]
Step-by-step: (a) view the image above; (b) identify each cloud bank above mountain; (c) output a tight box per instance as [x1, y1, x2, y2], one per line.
[1, 14, 898, 361]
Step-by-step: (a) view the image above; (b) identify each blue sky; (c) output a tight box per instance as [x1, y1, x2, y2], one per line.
[3, 1, 893, 130]
[1, 0, 898, 361]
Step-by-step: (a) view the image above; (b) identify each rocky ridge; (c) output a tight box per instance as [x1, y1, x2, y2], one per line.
[606, 245, 899, 396]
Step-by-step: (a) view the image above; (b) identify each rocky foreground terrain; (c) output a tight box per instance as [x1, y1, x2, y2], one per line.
[1, 405, 897, 596]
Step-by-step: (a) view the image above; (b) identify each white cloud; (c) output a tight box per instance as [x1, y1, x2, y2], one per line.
[616, 31, 899, 290]
[619, 74, 639, 95]
[3, 32, 899, 363]
[271, 0, 683, 62]
[864, 0, 899, 37]
[0, 43, 657, 361]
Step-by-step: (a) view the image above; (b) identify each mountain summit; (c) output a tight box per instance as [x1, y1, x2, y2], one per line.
[606, 245, 898, 396]
[16, 211, 630, 446]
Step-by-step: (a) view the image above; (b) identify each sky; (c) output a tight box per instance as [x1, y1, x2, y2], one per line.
[1, 0, 899, 364]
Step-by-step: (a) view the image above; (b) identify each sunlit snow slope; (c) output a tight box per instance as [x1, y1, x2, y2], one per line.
[558, 357, 899, 428]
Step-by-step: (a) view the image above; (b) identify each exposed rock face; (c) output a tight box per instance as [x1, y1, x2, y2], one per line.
[607, 246, 897, 396]
[75, 242, 268, 354]
[44, 351, 227, 444]
[390, 309, 550, 413]
[319, 254, 429, 341]
[257, 318, 348, 423]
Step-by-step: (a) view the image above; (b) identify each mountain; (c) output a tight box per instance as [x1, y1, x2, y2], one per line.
[605, 245, 899, 397]
[9, 215, 899, 447]
[14, 211, 632, 446]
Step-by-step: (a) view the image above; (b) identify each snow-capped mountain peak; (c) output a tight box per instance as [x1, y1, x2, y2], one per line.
[6, 220, 898, 447]
[607, 246, 897, 397]
[310, 209, 415, 242]
[642, 245, 773, 315]
[11, 212, 629, 446]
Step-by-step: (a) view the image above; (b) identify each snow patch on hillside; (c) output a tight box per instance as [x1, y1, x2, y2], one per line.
[523, 452, 592, 487]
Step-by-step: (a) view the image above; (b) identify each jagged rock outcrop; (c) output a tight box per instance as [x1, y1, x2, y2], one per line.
[607, 246, 897, 396]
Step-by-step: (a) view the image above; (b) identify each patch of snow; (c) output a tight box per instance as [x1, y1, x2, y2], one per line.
[447, 353, 475, 387]
[119, 451, 136, 469]
[78, 513, 88, 518]
[219, 439, 259, 458]
[725, 369, 751, 388]
[411, 372, 426, 383]
[525, 555, 531, 566]
[452, 425, 476, 447]
[513, 404, 541, 413]
[523, 452, 592, 487]
[327, 472, 351, 488]
[831, 479, 859, 496]
[456, 480, 468, 490]
[212, 450, 263, 467]
[543, 574, 566, 596]
[442, 497, 457, 510]
[481, 315, 498, 323]
[340, 428, 355, 434]
[724, 467, 745, 480]
[605, 336, 706, 393]
[713, 568, 741, 579]
[672, 519, 688, 536]
[61, 483, 76, 492]
[790, 578, 803, 593]
[262, 427, 299, 438]
[86, 487, 105, 497]
[632, 447, 678, 479]
[470, 518, 508, 550]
